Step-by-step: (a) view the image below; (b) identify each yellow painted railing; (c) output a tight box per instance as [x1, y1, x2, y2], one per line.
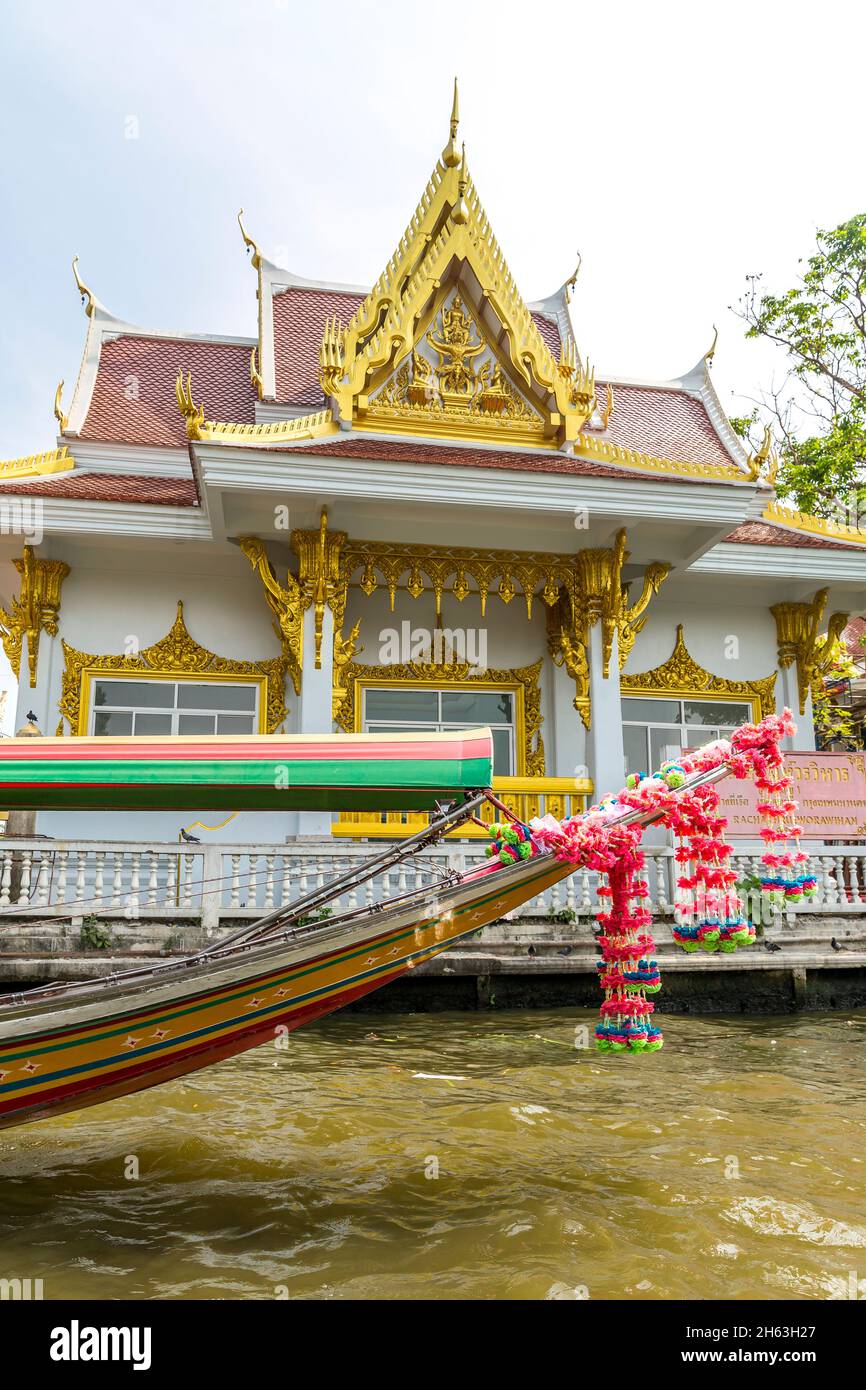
[332, 775, 594, 839]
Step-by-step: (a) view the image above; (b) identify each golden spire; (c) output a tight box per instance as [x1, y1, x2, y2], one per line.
[705, 324, 719, 365]
[71, 256, 96, 317]
[565, 253, 582, 304]
[54, 380, 68, 433]
[442, 77, 461, 168]
[237, 208, 262, 269]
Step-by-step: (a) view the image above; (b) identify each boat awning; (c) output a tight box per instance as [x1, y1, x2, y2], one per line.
[0, 728, 494, 812]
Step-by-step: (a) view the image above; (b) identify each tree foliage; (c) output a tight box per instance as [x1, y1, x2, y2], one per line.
[732, 215, 866, 518]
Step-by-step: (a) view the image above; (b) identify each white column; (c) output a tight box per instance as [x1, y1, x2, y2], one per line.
[550, 658, 586, 780]
[586, 624, 625, 796]
[295, 604, 335, 837]
[776, 664, 815, 751]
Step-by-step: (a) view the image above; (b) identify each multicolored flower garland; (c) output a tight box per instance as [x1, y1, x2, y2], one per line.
[523, 708, 805, 1055]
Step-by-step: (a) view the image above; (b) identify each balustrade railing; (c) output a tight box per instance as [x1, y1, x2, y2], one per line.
[0, 839, 864, 932]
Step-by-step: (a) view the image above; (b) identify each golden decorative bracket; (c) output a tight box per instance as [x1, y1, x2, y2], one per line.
[575, 529, 670, 677]
[292, 509, 349, 669]
[0, 546, 70, 688]
[771, 590, 849, 715]
[239, 538, 303, 694]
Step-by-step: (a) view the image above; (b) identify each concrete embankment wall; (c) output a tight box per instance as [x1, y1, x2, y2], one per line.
[1, 917, 864, 1016]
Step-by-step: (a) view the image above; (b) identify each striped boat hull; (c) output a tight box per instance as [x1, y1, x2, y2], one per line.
[0, 855, 573, 1130]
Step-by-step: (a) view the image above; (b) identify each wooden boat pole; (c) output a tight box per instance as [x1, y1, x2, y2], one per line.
[193, 790, 491, 959]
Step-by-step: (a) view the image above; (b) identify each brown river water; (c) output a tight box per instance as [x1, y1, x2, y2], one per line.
[1, 1009, 864, 1301]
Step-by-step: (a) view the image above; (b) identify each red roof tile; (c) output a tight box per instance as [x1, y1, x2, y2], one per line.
[598, 383, 735, 471]
[723, 520, 863, 551]
[273, 287, 364, 408]
[0, 473, 198, 505]
[80, 335, 256, 447]
[274, 434, 711, 484]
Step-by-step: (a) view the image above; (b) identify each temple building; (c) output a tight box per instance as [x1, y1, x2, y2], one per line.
[2, 85, 865, 844]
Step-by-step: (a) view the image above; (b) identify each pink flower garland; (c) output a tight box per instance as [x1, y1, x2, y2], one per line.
[531, 708, 806, 1055]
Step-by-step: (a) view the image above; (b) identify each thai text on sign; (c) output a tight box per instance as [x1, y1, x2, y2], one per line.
[717, 751, 866, 839]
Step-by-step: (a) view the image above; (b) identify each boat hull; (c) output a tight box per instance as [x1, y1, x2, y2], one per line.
[0, 854, 572, 1130]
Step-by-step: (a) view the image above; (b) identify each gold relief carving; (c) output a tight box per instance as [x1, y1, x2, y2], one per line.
[621, 624, 777, 719]
[546, 597, 590, 730]
[427, 294, 484, 402]
[770, 590, 849, 715]
[332, 619, 363, 720]
[339, 538, 575, 620]
[0, 446, 74, 481]
[0, 546, 70, 688]
[745, 424, 778, 484]
[334, 658, 545, 777]
[292, 508, 348, 669]
[365, 293, 546, 443]
[58, 601, 288, 736]
[239, 537, 303, 694]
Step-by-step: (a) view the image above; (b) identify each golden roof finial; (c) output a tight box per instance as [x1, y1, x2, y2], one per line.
[565, 253, 582, 304]
[54, 380, 68, 433]
[237, 208, 262, 269]
[746, 423, 775, 481]
[175, 371, 205, 440]
[71, 256, 96, 318]
[705, 324, 719, 365]
[442, 76, 461, 168]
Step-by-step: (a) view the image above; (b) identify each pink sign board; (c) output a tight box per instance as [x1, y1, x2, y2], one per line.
[715, 750, 866, 840]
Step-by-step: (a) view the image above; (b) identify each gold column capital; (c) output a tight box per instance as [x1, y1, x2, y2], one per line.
[770, 589, 849, 714]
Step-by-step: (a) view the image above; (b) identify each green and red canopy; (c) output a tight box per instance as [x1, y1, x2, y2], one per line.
[0, 729, 494, 812]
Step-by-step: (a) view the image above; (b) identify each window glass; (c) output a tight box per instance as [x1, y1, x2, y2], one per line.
[364, 689, 439, 722]
[94, 680, 175, 709]
[90, 678, 259, 736]
[363, 685, 515, 776]
[623, 725, 649, 777]
[490, 727, 513, 775]
[217, 714, 256, 735]
[651, 727, 685, 769]
[93, 710, 134, 736]
[177, 715, 215, 735]
[684, 700, 750, 726]
[440, 690, 513, 725]
[134, 712, 173, 736]
[177, 683, 256, 711]
[621, 697, 681, 724]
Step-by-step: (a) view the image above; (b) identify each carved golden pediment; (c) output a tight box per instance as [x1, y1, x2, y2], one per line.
[57, 601, 289, 736]
[621, 624, 777, 719]
[364, 290, 547, 444]
[317, 89, 596, 448]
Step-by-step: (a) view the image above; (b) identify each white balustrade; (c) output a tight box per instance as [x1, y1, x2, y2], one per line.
[0, 838, 864, 928]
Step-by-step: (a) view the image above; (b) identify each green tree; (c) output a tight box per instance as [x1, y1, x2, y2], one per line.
[732, 214, 866, 519]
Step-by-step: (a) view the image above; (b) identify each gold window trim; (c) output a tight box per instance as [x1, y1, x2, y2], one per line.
[620, 624, 776, 720]
[58, 601, 288, 736]
[333, 658, 545, 777]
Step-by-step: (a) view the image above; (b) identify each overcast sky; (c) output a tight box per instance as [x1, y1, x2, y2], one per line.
[1, 0, 863, 462]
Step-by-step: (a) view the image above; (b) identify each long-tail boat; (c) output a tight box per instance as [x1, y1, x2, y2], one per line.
[0, 715, 803, 1129]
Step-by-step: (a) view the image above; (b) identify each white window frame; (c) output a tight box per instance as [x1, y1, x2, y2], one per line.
[621, 694, 754, 774]
[362, 685, 517, 775]
[88, 675, 261, 738]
